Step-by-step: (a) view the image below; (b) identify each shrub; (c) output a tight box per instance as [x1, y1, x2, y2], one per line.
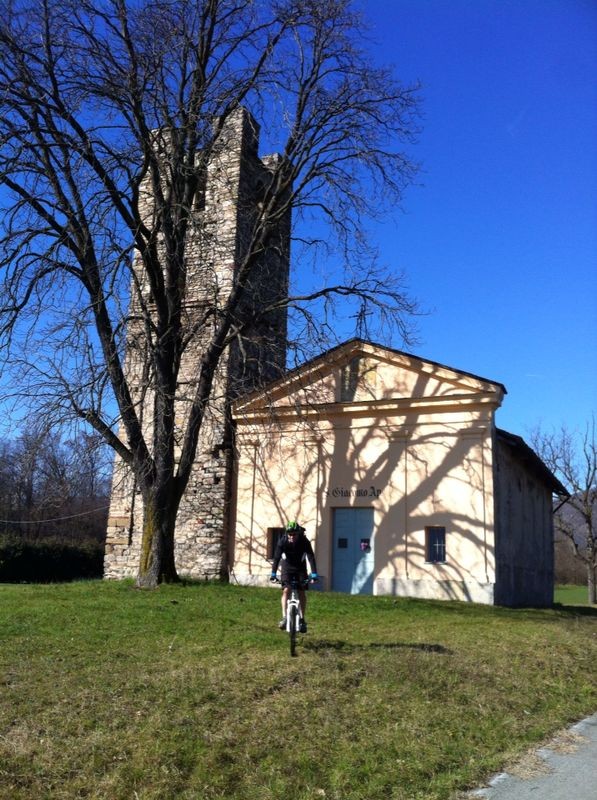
[0, 534, 104, 582]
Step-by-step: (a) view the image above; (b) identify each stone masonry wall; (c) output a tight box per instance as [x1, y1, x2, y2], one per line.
[105, 109, 291, 580]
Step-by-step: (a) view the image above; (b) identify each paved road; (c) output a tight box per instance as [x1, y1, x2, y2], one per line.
[467, 713, 597, 800]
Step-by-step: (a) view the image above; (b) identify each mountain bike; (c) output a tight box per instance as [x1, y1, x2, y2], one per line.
[273, 575, 310, 656]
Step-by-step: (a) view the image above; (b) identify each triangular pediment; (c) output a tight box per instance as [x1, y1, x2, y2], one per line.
[232, 339, 506, 418]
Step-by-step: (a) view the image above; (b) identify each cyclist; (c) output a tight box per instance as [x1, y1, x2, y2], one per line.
[270, 520, 318, 632]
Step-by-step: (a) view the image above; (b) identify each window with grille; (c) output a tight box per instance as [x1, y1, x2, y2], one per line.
[340, 357, 360, 401]
[425, 526, 446, 563]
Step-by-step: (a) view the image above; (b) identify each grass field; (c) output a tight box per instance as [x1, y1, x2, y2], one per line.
[554, 583, 591, 606]
[1, 580, 596, 800]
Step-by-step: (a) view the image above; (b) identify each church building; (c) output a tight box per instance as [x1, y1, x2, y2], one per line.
[104, 109, 565, 606]
[230, 339, 566, 606]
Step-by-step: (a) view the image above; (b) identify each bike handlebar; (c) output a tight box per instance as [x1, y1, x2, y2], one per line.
[270, 575, 315, 587]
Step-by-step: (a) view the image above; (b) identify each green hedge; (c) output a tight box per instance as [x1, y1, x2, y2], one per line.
[0, 535, 104, 582]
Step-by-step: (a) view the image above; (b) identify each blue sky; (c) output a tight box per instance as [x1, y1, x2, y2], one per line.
[353, 0, 596, 438]
[1, 0, 594, 446]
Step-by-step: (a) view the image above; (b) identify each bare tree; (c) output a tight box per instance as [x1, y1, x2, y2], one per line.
[531, 420, 597, 604]
[0, 0, 420, 587]
[0, 425, 110, 541]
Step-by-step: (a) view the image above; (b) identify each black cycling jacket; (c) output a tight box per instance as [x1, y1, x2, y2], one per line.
[272, 533, 317, 576]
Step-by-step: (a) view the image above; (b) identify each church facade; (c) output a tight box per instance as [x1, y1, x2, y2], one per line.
[230, 339, 565, 607]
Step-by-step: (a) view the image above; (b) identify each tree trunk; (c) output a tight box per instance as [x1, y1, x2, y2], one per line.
[136, 492, 179, 589]
[588, 562, 597, 605]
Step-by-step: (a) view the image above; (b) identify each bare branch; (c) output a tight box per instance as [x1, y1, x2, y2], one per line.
[0, 0, 421, 586]
[531, 417, 597, 603]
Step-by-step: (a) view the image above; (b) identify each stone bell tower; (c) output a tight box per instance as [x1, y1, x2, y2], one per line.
[104, 109, 291, 580]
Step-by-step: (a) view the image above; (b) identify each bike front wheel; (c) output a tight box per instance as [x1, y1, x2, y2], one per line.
[288, 605, 298, 657]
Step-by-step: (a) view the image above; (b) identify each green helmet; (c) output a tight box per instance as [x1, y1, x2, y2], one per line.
[286, 520, 302, 532]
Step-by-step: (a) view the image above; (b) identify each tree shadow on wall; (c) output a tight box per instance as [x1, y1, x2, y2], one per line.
[234, 357, 503, 601]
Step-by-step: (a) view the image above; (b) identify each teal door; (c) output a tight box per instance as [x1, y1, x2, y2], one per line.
[332, 508, 375, 594]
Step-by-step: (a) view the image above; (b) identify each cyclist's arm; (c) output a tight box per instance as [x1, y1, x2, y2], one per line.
[304, 539, 318, 576]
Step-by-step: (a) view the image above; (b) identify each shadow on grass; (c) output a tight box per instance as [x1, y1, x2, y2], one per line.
[304, 639, 453, 655]
[552, 603, 597, 618]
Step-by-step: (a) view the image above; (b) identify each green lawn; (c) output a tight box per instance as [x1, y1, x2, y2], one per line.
[554, 583, 591, 606]
[1, 580, 596, 800]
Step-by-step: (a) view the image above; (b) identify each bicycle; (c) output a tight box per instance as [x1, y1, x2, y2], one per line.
[273, 575, 311, 657]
